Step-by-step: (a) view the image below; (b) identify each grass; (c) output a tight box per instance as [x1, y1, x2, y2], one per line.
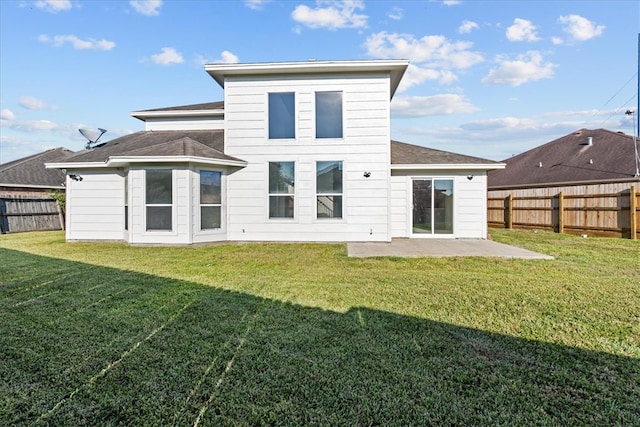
[0, 229, 638, 425]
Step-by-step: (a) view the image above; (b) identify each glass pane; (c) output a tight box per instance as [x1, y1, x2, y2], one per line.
[201, 206, 221, 230]
[146, 206, 172, 231]
[269, 162, 295, 194]
[269, 196, 294, 218]
[317, 196, 342, 219]
[412, 180, 432, 234]
[316, 161, 342, 193]
[269, 92, 295, 139]
[316, 91, 343, 138]
[434, 180, 453, 234]
[200, 171, 221, 204]
[146, 170, 172, 204]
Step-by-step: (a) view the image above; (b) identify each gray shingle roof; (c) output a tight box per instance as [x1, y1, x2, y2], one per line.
[1, 148, 74, 188]
[60, 130, 241, 164]
[488, 129, 640, 188]
[134, 101, 224, 113]
[391, 140, 500, 165]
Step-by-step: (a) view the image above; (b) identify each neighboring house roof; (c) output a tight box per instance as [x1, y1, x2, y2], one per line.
[1, 147, 73, 189]
[47, 130, 245, 168]
[391, 140, 504, 170]
[488, 129, 640, 188]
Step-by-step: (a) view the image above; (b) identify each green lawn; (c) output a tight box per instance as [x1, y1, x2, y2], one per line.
[1, 230, 638, 426]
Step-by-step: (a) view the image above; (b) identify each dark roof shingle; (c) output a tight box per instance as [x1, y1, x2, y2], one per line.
[60, 130, 241, 164]
[1, 148, 74, 188]
[391, 140, 500, 165]
[488, 129, 640, 188]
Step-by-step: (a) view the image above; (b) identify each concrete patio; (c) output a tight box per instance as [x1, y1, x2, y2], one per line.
[347, 238, 554, 259]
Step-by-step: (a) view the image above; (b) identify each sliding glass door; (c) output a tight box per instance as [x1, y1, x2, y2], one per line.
[412, 179, 454, 235]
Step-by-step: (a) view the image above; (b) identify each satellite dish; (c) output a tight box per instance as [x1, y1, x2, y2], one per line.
[79, 127, 107, 149]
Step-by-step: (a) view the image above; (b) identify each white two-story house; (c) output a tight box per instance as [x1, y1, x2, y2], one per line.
[47, 60, 504, 244]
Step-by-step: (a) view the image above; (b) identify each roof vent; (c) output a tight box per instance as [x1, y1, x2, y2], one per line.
[538, 162, 543, 168]
[587, 136, 593, 146]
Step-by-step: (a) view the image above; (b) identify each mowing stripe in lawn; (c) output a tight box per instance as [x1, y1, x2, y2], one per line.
[13, 290, 60, 307]
[36, 298, 198, 424]
[192, 307, 262, 427]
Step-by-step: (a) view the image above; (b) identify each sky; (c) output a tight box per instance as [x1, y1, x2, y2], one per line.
[1, 0, 639, 164]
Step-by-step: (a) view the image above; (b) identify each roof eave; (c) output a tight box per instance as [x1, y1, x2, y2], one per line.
[46, 156, 247, 169]
[130, 109, 224, 121]
[0, 183, 65, 189]
[205, 59, 409, 98]
[392, 163, 506, 171]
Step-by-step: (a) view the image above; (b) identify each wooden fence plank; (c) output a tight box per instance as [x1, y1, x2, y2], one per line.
[487, 185, 640, 239]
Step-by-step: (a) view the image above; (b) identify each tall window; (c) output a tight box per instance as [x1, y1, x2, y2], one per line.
[316, 91, 343, 139]
[146, 169, 172, 231]
[200, 171, 222, 230]
[269, 92, 295, 139]
[316, 161, 342, 219]
[269, 162, 295, 218]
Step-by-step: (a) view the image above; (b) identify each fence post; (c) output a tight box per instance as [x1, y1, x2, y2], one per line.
[557, 192, 564, 235]
[631, 186, 637, 240]
[506, 194, 513, 229]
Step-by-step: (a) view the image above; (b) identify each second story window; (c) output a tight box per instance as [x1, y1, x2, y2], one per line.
[269, 92, 295, 139]
[316, 91, 343, 139]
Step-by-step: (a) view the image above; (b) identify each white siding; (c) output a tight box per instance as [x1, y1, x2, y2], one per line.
[143, 116, 224, 131]
[224, 73, 392, 242]
[390, 170, 489, 239]
[66, 169, 125, 241]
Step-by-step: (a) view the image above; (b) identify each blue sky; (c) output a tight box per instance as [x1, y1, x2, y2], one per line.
[1, 0, 638, 164]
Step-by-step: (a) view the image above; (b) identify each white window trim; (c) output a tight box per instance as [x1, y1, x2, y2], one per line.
[197, 169, 224, 234]
[267, 91, 297, 141]
[313, 89, 345, 142]
[143, 168, 178, 236]
[266, 161, 297, 221]
[314, 160, 345, 222]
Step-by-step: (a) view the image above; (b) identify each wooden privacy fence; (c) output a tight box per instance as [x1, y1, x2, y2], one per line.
[488, 186, 639, 239]
[0, 196, 64, 234]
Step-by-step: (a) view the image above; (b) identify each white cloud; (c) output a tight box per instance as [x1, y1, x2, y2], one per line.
[130, 0, 162, 16]
[1, 109, 16, 121]
[34, 0, 72, 13]
[149, 47, 184, 65]
[482, 51, 555, 86]
[458, 20, 478, 34]
[196, 50, 240, 66]
[292, 0, 367, 30]
[506, 18, 540, 42]
[396, 64, 458, 92]
[19, 96, 52, 110]
[38, 34, 115, 51]
[558, 14, 605, 42]
[392, 94, 478, 117]
[364, 31, 484, 69]
[443, 0, 460, 5]
[245, 0, 271, 10]
[387, 6, 403, 21]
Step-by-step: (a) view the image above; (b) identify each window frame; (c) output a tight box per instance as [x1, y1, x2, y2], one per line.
[198, 169, 223, 231]
[315, 160, 344, 220]
[268, 92, 296, 140]
[144, 168, 175, 233]
[268, 161, 295, 220]
[315, 90, 344, 140]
